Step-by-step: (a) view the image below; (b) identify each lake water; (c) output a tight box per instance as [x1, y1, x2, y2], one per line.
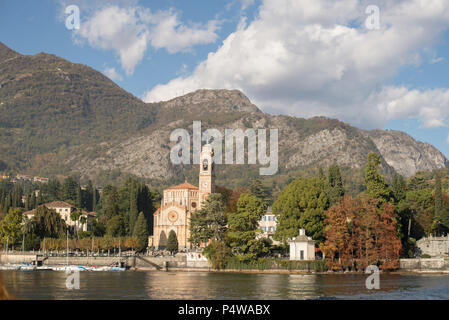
[2, 271, 449, 300]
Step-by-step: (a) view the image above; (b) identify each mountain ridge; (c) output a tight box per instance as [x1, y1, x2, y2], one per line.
[0, 42, 447, 187]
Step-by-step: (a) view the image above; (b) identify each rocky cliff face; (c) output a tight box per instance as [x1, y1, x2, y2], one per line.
[73, 90, 446, 180]
[365, 130, 448, 177]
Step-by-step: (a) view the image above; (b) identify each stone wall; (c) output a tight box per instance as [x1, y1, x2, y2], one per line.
[400, 258, 449, 271]
[417, 235, 449, 257]
[0, 253, 37, 264]
[0, 252, 211, 270]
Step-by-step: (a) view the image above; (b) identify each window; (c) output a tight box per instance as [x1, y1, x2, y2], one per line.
[300, 250, 304, 260]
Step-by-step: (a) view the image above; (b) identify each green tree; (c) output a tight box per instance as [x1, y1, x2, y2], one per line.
[62, 176, 79, 202]
[189, 193, 227, 246]
[166, 230, 178, 254]
[391, 174, 407, 203]
[364, 153, 391, 203]
[227, 193, 268, 262]
[33, 206, 67, 238]
[128, 185, 139, 235]
[133, 212, 149, 252]
[203, 240, 231, 270]
[328, 164, 345, 205]
[249, 179, 271, 209]
[0, 208, 23, 245]
[70, 210, 82, 235]
[106, 215, 125, 237]
[101, 185, 120, 219]
[434, 172, 449, 233]
[273, 177, 328, 243]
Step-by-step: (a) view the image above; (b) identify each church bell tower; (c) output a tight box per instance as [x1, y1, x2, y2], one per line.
[198, 143, 215, 209]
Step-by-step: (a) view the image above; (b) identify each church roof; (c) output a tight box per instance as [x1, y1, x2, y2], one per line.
[167, 181, 199, 190]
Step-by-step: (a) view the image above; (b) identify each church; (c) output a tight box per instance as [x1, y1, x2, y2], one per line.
[151, 144, 215, 249]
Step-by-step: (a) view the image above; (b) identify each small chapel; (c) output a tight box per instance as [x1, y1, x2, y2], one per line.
[151, 144, 215, 249]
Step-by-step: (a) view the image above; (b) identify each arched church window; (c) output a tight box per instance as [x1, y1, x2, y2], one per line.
[203, 159, 208, 171]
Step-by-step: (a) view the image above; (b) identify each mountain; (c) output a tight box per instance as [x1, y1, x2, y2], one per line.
[0, 42, 447, 189]
[0, 42, 157, 170]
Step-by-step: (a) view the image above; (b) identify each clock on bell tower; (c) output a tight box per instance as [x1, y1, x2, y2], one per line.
[198, 143, 215, 209]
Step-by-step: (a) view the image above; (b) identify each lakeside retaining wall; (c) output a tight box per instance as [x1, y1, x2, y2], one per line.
[0, 252, 210, 270]
[400, 258, 449, 272]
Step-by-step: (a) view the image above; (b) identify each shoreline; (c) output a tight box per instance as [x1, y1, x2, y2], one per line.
[2, 264, 449, 275]
[131, 267, 449, 275]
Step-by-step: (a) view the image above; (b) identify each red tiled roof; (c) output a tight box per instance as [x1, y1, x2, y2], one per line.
[24, 209, 36, 216]
[167, 182, 199, 190]
[45, 201, 73, 208]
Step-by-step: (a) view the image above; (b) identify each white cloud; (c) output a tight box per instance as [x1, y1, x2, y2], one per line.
[103, 67, 123, 81]
[75, 6, 150, 75]
[430, 56, 444, 64]
[240, 0, 256, 10]
[143, 0, 449, 129]
[148, 10, 219, 54]
[73, 5, 219, 75]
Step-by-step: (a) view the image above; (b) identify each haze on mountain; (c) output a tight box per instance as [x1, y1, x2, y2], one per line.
[0, 42, 447, 190]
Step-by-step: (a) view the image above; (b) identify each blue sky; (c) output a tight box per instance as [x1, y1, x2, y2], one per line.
[1, 0, 449, 159]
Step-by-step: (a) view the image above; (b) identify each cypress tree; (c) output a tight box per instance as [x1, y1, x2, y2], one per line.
[364, 153, 391, 203]
[434, 172, 449, 232]
[391, 174, 407, 203]
[31, 192, 37, 209]
[129, 185, 138, 235]
[166, 230, 178, 254]
[133, 212, 149, 252]
[328, 164, 345, 205]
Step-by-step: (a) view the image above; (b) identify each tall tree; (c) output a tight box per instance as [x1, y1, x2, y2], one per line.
[166, 230, 179, 254]
[227, 193, 269, 262]
[323, 196, 401, 271]
[189, 193, 227, 246]
[0, 208, 23, 246]
[249, 179, 271, 209]
[128, 184, 139, 235]
[62, 176, 79, 202]
[434, 172, 449, 233]
[273, 177, 329, 243]
[364, 153, 391, 203]
[391, 174, 407, 203]
[33, 206, 67, 238]
[133, 212, 149, 252]
[328, 164, 345, 205]
[105, 215, 125, 237]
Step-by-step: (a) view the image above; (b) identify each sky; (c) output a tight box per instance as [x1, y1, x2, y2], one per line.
[0, 0, 449, 158]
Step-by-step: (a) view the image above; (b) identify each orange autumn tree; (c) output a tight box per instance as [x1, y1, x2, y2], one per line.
[322, 196, 356, 271]
[323, 195, 401, 271]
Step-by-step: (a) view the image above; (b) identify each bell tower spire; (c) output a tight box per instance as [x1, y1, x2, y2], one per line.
[198, 143, 215, 209]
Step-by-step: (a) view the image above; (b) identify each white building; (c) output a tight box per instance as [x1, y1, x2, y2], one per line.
[24, 201, 95, 232]
[288, 229, 316, 261]
[257, 207, 280, 245]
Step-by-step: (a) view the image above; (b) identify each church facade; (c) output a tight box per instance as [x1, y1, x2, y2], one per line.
[152, 144, 215, 249]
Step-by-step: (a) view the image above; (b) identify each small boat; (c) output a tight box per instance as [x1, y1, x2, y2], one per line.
[0, 264, 21, 271]
[18, 262, 36, 271]
[110, 267, 126, 272]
